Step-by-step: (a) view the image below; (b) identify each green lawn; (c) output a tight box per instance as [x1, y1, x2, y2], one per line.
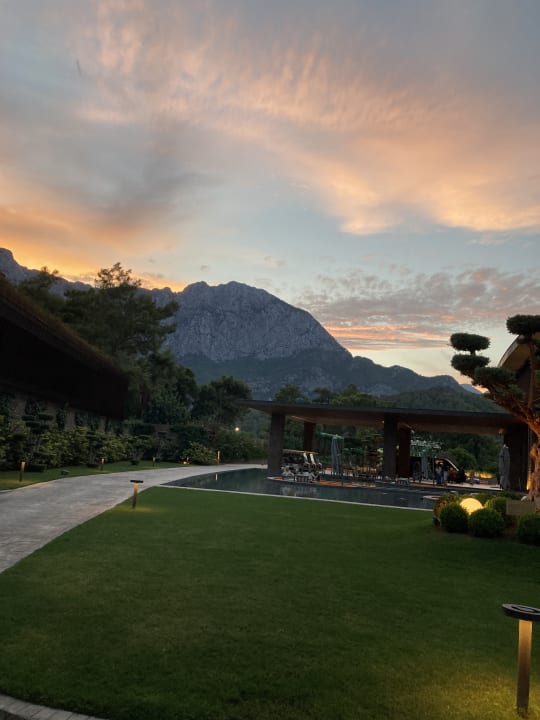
[0, 489, 539, 720]
[0, 460, 181, 491]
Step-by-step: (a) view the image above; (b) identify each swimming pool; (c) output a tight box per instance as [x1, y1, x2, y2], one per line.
[164, 468, 446, 510]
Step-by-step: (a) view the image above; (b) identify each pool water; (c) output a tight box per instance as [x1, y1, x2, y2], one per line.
[165, 468, 442, 510]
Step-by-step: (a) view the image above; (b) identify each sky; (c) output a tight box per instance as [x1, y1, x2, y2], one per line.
[1, 0, 539, 380]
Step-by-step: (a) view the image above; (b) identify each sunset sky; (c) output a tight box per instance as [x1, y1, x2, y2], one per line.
[1, 1, 539, 379]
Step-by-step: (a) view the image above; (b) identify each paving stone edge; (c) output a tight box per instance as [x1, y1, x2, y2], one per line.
[0, 693, 105, 719]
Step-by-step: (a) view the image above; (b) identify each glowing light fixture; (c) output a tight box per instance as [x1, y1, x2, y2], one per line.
[130, 479, 144, 509]
[502, 603, 540, 716]
[460, 497, 482, 514]
[19, 460, 26, 483]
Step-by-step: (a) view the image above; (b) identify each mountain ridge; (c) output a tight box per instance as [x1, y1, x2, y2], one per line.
[0, 248, 470, 400]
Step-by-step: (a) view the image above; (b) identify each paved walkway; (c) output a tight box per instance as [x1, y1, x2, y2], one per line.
[0, 463, 263, 720]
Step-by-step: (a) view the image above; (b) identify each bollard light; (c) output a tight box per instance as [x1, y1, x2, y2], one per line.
[19, 460, 26, 483]
[130, 479, 144, 509]
[502, 603, 540, 716]
[100, 457, 105, 471]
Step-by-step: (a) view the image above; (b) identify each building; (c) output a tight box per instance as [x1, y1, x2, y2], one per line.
[0, 276, 128, 426]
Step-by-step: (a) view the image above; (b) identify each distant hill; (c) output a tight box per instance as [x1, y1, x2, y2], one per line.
[0, 248, 474, 403]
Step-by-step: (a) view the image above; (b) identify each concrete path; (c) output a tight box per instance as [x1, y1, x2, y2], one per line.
[0, 463, 263, 719]
[0, 464, 262, 574]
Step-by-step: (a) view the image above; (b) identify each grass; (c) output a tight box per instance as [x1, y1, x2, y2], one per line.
[0, 460, 181, 491]
[0, 488, 539, 720]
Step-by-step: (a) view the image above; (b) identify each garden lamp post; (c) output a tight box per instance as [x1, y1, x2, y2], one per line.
[502, 603, 540, 716]
[130, 479, 143, 509]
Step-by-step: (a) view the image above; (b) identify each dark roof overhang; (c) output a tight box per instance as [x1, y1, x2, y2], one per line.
[239, 400, 519, 435]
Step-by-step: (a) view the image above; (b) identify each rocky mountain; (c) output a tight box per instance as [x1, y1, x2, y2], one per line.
[153, 281, 462, 399]
[1, 248, 466, 400]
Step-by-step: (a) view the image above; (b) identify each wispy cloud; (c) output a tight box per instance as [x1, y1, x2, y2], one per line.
[296, 267, 540, 354]
[1, 0, 539, 380]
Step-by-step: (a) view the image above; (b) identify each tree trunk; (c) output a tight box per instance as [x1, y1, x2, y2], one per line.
[527, 438, 540, 498]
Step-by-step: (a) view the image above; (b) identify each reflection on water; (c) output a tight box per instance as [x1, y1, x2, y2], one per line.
[165, 469, 437, 510]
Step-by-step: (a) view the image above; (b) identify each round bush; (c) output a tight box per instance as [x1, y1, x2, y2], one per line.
[434, 494, 461, 519]
[517, 514, 540, 546]
[440, 503, 469, 533]
[474, 492, 493, 506]
[468, 508, 505, 538]
[485, 496, 512, 526]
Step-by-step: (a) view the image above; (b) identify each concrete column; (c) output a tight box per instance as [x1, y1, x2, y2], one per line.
[303, 422, 316, 451]
[397, 426, 411, 478]
[382, 414, 398, 479]
[268, 412, 286, 476]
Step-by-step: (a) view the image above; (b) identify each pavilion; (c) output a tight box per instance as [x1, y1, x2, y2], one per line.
[240, 400, 528, 488]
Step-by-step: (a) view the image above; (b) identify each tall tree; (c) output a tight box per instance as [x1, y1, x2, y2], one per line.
[62, 263, 178, 363]
[450, 315, 540, 496]
[332, 384, 379, 407]
[273, 384, 308, 403]
[18, 267, 65, 315]
[192, 376, 251, 426]
[61, 263, 179, 418]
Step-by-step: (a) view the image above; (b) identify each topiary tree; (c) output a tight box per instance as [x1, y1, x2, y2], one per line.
[450, 315, 540, 498]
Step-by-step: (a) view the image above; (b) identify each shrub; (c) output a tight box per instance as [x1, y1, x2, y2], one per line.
[440, 503, 469, 533]
[517, 515, 540, 546]
[26, 463, 47, 472]
[98, 432, 130, 463]
[186, 442, 217, 465]
[215, 429, 266, 462]
[433, 494, 461, 519]
[468, 508, 505, 538]
[473, 492, 493, 506]
[485, 496, 512, 526]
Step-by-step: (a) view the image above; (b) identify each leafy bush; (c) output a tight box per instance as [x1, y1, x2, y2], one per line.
[215, 429, 266, 462]
[517, 515, 540, 546]
[36, 430, 67, 468]
[440, 503, 469, 533]
[468, 508, 505, 538]
[98, 432, 130, 463]
[186, 442, 217, 465]
[485, 496, 512, 526]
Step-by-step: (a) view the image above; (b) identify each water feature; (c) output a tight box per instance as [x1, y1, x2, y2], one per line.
[164, 468, 444, 510]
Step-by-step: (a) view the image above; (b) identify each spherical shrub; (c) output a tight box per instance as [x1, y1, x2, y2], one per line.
[468, 508, 505, 538]
[440, 503, 469, 533]
[434, 494, 461, 519]
[517, 514, 540, 546]
[485, 496, 512, 526]
[473, 492, 493, 506]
